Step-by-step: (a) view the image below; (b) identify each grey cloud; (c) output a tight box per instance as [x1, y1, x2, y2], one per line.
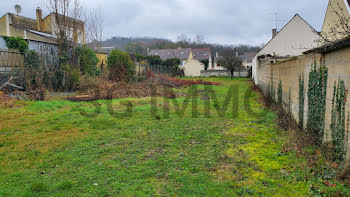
[0, 0, 329, 45]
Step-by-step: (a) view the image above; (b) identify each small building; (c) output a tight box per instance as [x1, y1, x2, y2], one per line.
[182, 50, 205, 77]
[0, 8, 85, 44]
[252, 14, 320, 84]
[149, 47, 212, 69]
[213, 52, 226, 70]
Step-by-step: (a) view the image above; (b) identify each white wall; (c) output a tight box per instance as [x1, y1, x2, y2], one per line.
[252, 15, 320, 84]
[184, 59, 204, 77]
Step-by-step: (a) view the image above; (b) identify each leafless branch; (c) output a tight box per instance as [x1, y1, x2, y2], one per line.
[85, 7, 104, 50]
[318, 1, 350, 44]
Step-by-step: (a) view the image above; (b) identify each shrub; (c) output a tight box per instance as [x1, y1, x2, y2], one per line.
[298, 75, 305, 129]
[135, 55, 163, 66]
[200, 59, 209, 70]
[74, 46, 100, 76]
[4, 36, 28, 52]
[163, 58, 180, 67]
[147, 55, 163, 65]
[307, 60, 328, 143]
[330, 80, 346, 161]
[18, 50, 43, 90]
[62, 64, 81, 91]
[278, 80, 282, 105]
[108, 49, 135, 81]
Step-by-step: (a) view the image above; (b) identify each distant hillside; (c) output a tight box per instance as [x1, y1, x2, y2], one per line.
[101, 36, 262, 57]
[101, 37, 173, 51]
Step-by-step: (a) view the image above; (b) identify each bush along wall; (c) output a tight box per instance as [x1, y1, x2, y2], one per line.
[299, 75, 305, 130]
[307, 60, 328, 144]
[267, 82, 276, 103]
[278, 80, 282, 106]
[330, 79, 347, 161]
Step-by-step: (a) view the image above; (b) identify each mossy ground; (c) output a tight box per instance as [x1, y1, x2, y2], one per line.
[0, 77, 348, 196]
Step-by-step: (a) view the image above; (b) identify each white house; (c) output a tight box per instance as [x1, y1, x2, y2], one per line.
[149, 48, 212, 69]
[252, 14, 320, 84]
[182, 51, 205, 77]
[240, 52, 257, 69]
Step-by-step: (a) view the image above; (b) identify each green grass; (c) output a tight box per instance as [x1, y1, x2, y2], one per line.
[0, 77, 348, 196]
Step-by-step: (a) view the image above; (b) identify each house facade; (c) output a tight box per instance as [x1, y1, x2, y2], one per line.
[0, 8, 85, 44]
[213, 52, 226, 70]
[240, 52, 257, 69]
[183, 51, 205, 77]
[320, 0, 350, 43]
[252, 14, 320, 84]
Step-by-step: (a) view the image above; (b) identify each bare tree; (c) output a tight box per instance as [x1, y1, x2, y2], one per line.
[218, 49, 243, 79]
[85, 7, 104, 50]
[43, 0, 84, 56]
[193, 35, 205, 44]
[318, 1, 350, 44]
[176, 34, 190, 45]
[41, 0, 84, 90]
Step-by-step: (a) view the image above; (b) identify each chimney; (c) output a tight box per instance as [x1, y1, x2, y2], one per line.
[36, 8, 43, 32]
[147, 48, 150, 56]
[272, 29, 277, 39]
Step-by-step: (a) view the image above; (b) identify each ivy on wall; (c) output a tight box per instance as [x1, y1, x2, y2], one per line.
[267, 84, 276, 102]
[307, 60, 328, 143]
[330, 80, 346, 161]
[4, 36, 29, 52]
[278, 80, 282, 105]
[299, 75, 305, 130]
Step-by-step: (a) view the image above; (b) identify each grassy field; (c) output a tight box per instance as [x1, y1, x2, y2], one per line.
[0, 78, 348, 196]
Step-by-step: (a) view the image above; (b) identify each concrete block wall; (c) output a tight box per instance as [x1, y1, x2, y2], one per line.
[257, 47, 350, 160]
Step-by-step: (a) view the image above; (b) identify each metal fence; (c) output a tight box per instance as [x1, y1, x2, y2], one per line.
[0, 50, 24, 74]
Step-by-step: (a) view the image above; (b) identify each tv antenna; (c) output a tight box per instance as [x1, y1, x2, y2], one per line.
[267, 12, 283, 30]
[14, 5, 22, 16]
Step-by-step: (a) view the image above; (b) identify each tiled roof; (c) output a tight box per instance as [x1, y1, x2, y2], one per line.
[149, 48, 211, 60]
[240, 52, 257, 63]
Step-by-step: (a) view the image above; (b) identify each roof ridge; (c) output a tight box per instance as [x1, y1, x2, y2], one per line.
[254, 13, 318, 58]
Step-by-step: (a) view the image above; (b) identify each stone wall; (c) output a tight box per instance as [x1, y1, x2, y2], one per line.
[201, 70, 249, 77]
[257, 47, 350, 160]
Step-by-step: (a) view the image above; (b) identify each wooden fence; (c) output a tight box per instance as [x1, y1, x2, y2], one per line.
[0, 50, 24, 74]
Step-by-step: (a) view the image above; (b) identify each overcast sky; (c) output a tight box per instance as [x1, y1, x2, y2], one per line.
[0, 0, 329, 46]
